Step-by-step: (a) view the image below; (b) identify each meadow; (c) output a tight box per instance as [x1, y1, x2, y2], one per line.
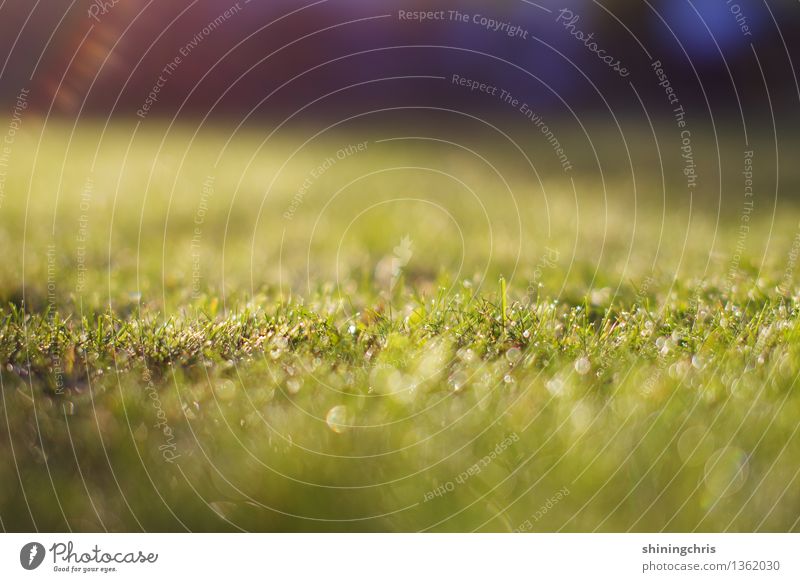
[1, 120, 799, 532]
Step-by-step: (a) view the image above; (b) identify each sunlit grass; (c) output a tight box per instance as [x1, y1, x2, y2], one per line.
[1, 122, 799, 532]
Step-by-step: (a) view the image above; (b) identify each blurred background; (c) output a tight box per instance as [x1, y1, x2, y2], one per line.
[1, 0, 799, 305]
[0, 0, 797, 121]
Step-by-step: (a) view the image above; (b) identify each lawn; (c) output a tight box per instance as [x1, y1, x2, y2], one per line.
[1, 121, 799, 532]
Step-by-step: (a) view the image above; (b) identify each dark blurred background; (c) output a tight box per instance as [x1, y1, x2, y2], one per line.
[1, 0, 798, 122]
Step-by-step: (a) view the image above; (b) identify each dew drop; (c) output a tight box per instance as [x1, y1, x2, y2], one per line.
[286, 378, 303, 395]
[505, 347, 522, 364]
[574, 357, 591, 375]
[326, 405, 352, 434]
[448, 370, 468, 392]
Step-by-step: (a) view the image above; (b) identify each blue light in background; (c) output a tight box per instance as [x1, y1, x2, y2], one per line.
[655, 0, 763, 62]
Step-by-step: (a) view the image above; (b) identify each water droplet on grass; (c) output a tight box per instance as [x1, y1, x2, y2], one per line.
[574, 357, 591, 375]
[448, 371, 468, 392]
[326, 405, 352, 433]
[546, 377, 564, 396]
[286, 378, 303, 394]
[457, 348, 476, 363]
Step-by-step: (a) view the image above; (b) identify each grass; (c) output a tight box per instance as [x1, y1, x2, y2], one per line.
[1, 121, 800, 532]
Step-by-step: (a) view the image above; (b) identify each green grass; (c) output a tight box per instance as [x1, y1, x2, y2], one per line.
[1, 122, 800, 531]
